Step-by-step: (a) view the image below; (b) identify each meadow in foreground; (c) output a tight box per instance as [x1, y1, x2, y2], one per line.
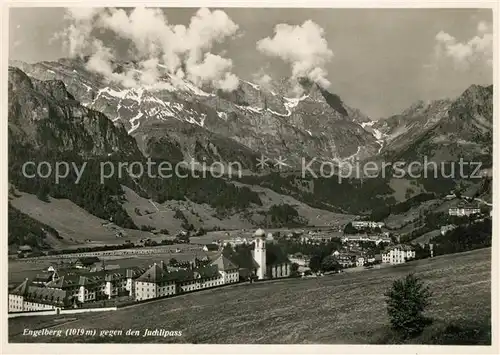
[9, 248, 491, 344]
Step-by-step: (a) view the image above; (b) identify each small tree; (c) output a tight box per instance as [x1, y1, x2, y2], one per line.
[290, 262, 300, 277]
[169, 258, 178, 266]
[320, 255, 341, 272]
[343, 222, 358, 234]
[385, 273, 432, 338]
[308, 254, 322, 273]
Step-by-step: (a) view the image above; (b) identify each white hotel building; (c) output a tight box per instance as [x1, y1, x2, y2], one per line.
[381, 245, 416, 265]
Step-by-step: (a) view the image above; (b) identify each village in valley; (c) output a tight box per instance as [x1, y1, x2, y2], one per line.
[8, 196, 490, 314]
[5, 6, 495, 347]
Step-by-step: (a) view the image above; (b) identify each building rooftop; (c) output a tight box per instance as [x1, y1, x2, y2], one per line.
[135, 262, 222, 284]
[203, 244, 219, 251]
[135, 263, 169, 283]
[76, 256, 101, 265]
[211, 255, 239, 271]
[18, 245, 33, 252]
[44, 267, 145, 289]
[10, 278, 30, 296]
[383, 244, 415, 252]
[33, 272, 55, 284]
[25, 286, 69, 306]
[10, 279, 71, 306]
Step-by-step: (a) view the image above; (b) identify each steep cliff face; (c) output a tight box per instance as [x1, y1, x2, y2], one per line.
[7, 67, 277, 233]
[373, 99, 453, 157]
[8, 66, 140, 158]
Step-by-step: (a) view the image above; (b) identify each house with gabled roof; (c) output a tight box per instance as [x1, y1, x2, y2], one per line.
[8, 278, 71, 312]
[178, 265, 223, 293]
[134, 262, 177, 301]
[134, 261, 227, 301]
[211, 254, 239, 284]
[42, 266, 145, 303]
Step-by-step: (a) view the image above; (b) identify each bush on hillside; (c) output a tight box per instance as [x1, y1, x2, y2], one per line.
[385, 273, 432, 339]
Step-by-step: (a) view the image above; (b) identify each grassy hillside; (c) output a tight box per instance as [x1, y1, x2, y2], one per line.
[124, 181, 354, 231]
[9, 191, 163, 250]
[10, 181, 353, 252]
[9, 248, 491, 344]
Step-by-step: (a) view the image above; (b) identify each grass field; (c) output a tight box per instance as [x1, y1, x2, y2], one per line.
[9, 248, 491, 344]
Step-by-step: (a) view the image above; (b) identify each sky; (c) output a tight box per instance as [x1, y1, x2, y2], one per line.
[8, 7, 493, 118]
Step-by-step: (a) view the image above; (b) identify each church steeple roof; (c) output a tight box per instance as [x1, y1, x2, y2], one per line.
[254, 228, 265, 238]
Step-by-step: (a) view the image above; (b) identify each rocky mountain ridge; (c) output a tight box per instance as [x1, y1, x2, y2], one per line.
[10, 58, 381, 169]
[374, 84, 493, 165]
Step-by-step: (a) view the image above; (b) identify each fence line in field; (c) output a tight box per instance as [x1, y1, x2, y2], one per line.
[8, 307, 118, 318]
[13, 245, 203, 262]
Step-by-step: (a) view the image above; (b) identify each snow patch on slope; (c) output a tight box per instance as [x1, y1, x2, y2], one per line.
[128, 112, 144, 134]
[345, 146, 361, 161]
[284, 95, 308, 110]
[236, 105, 263, 114]
[360, 120, 385, 154]
[82, 83, 92, 92]
[268, 108, 290, 117]
[241, 80, 260, 90]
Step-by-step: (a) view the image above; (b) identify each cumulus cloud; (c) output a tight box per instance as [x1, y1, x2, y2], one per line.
[85, 39, 138, 88]
[98, 7, 171, 57]
[56, 7, 241, 92]
[187, 53, 239, 91]
[53, 8, 101, 57]
[257, 20, 333, 93]
[433, 21, 493, 70]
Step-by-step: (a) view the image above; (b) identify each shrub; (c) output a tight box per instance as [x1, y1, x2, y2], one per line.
[140, 225, 154, 232]
[320, 255, 341, 272]
[385, 273, 432, 338]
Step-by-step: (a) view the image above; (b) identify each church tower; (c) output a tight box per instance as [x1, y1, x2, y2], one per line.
[254, 228, 266, 280]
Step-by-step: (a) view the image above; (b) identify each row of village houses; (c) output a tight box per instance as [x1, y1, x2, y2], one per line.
[334, 244, 416, 267]
[10, 243, 417, 313]
[8, 255, 287, 312]
[219, 232, 392, 248]
[290, 243, 417, 273]
[9, 229, 291, 313]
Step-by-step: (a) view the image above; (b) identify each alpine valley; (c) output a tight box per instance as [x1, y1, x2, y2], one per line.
[7, 58, 493, 252]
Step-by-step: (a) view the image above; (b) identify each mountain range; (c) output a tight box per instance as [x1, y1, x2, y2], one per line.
[7, 57, 493, 250]
[10, 58, 381, 169]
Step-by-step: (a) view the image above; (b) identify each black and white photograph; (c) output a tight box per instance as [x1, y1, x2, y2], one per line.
[3, 2, 497, 350]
